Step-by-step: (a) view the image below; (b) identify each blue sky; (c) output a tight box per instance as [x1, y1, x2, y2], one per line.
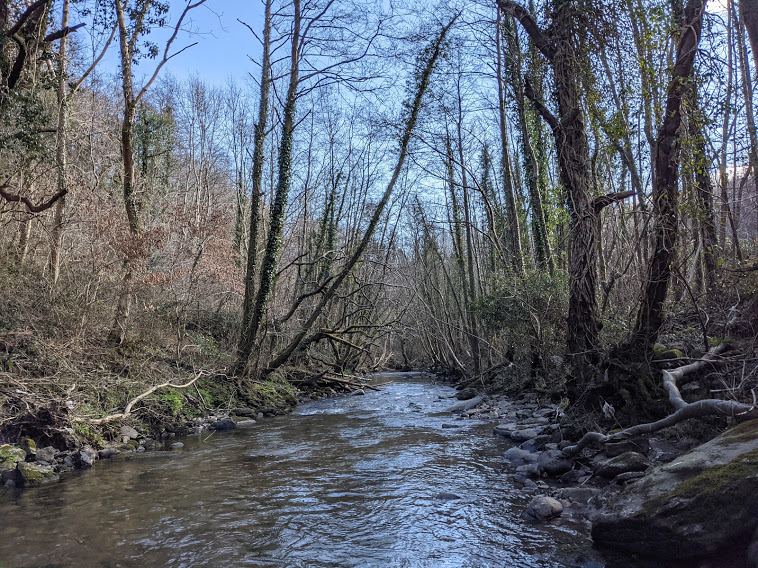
[169, 1, 265, 85]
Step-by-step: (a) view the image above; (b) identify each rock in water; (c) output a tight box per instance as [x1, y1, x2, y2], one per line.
[210, 418, 236, 431]
[75, 446, 98, 468]
[15, 462, 59, 487]
[537, 449, 573, 476]
[521, 496, 563, 522]
[592, 419, 758, 560]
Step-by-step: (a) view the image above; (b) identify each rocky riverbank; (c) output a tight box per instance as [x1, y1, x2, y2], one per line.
[446, 389, 758, 568]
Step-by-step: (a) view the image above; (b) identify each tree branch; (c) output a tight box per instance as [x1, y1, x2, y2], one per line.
[524, 75, 559, 132]
[497, 0, 555, 60]
[593, 190, 635, 212]
[0, 186, 67, 213]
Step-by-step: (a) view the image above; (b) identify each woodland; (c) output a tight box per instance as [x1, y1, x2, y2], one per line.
[0, 0, 757, 445]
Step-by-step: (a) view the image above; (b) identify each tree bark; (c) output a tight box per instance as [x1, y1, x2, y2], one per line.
[233, 0, 272, 376]
[632, 0, 706, 350]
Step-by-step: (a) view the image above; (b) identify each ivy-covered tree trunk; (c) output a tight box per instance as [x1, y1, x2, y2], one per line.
[232, 0, 301, 378]
[504, 14, 553, 274]
[233, 0, 273, 377]
[495, 6, 525, 276]
[632, 0, 706, 350]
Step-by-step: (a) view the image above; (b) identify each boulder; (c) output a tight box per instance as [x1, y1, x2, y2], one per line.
[537, 449, 573, 476]
[456, 388, 478, 401]
[515, 463, 540, 478]
[749, 527, 758, 568]
[0, 444, 26, 483]
[521, 496, 563, 522]
[519, 435, 552, 452]
[75, 446, 98, 468]
[509, 428, 541, 443]
[98, 448, 120, 460]
[592, 419, 758, 560]
[504, 447, 538, 466]
[595, 451, 649, 479]
[15, 462, 60, 487]
[120, 425, 140, 440]
[34, 446, 57, 464]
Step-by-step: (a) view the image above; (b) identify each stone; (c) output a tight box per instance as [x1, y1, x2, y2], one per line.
[235, 420, 257, 428]
[210, 418, 236, 431]
[15, 461, 59, 487]
[613, 471, 646, 484]
[0, 445, 26, 473]
[170, 442, 184, 449]
[509, 429, 540, 443]
[120, 425, 140, 440]
[515, 463, 540, 478]
[521, 496, 563, 522]
[604, 437, 650, 457]
[555, 487, 601, 504]
[595, 451, 649, 479]
[537, 449, 573, 476]
[351, 389, 366, 396]
[519, 435, 552, 452]
[75, 446, 98, 468]
[34, 446, 57, 464]
[98, 449, 120, 460]
[591, 419, 758, 560]
[136, 446, 145, 452]
[504, 447, 538, 466]
[441, 423, 461, 429]
[456, 388, 478, 401]
[19, 438, 36, 458]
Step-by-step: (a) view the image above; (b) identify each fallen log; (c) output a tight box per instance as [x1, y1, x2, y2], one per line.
[445, 395, 483, 413]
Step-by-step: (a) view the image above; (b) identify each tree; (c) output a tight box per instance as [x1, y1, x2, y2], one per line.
[631, 0, 707, 350]
[109, 0, 207, 344]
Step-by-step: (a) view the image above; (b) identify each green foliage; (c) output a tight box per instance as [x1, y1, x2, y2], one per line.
[73, 423, 104, 449]
[158, 388, 184, 417]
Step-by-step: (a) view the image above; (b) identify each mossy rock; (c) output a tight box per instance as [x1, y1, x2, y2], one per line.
[0, 444, 26, 467]
[592, 419, 758, 560]
[15, 461, 60, 487]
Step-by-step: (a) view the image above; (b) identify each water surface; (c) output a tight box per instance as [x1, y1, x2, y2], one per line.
[0, 372, 606, 567]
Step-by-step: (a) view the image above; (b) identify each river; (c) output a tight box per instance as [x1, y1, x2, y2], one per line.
[0, 372, 609, 567]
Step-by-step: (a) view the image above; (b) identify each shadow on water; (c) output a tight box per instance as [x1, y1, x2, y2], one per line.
[0, 372, 617, 567]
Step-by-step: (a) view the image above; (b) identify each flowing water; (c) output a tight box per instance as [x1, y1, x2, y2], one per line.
[0, 372, 610, 567]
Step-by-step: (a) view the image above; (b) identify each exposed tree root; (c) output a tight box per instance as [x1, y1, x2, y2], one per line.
[563, 343, 758, 457]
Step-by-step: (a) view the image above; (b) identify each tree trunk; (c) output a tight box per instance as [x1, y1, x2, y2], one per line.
[49, 0, 69, 284]
[496, 6, 525, 275]
[233, 0, 272, 376]
[632, 0, 706, 350]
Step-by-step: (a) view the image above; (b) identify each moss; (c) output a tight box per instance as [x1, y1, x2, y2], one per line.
[645, 448, 758, 529]
[0, 444, 25, 465]
[16, 461, 59, 487]
[720, 419, 758, 445]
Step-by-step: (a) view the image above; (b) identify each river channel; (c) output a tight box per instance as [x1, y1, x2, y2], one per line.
[0, 372, 610, 567]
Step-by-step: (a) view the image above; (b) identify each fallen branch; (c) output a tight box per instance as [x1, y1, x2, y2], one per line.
[321, 373, 381, 391]
[74, 370, 207, 424]
[563, 343, 758, 456]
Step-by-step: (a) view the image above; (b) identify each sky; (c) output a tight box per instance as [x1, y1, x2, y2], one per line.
[73, 1, 267, 88]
